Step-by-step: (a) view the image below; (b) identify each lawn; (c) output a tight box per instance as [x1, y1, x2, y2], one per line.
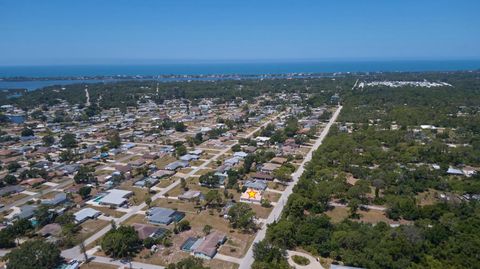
[123, 213, 150, 226]
[416, 189, 441, 206]
[248, 203, 273, 219]
[155, 177, 176, 188]
[263, 191, 281, 202]
[195, 169, 214, 176]
[166, 178, 212, 197]
[119, 184, 150, 205]
[178, 167, 193, 174]
[267, 181, 287, 191]
[325, 206, 412, 225]
[190, 160, 205, 166]
[0, 193, 28, 205]
[151, 198, 198, 213]
[205, 259, 239, 269]
[75, 219, 109, 246]
[155, 155, 177, 169]
[324, 207, 349, 223]
[89, 205, 126, 218]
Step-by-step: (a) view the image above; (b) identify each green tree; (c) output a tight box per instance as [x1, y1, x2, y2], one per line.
[199, 172, 220, 188]
[107, 130, 122, 148]
[60, 133, 77, 148]
[252, 241, 290, 269]
[35, 205, 55, 226]
[5, 240, 62, 269]
[42, 134, 55, 147]
[228, 203, 256, 232]
[21, 127, 34, 137]
[7, 162, 21, 173]
[202, 225, 212, 235]
[174, 122, 187, 132]
[273, 166, 293, 183]
[59, 149, 77, 163]
[175, 144, 187, 157]
[101, 225, 142, 259]
[167, 257, 209, 269]
[232, 144, 241, 152]
[3, 174, 17, 185]
[204, 190, 224, 208]
[78, 186, 92, 199]
[176, 220, 191, 233]
[74, 166, 96, 184]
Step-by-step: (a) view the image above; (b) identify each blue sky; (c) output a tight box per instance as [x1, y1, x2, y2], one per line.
[0, 0, 479, 65]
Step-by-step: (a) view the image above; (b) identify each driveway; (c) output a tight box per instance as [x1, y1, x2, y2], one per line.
[287, 250, 323, 269]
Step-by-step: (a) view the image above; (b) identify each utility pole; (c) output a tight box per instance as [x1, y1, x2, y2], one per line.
[80, 239, 88, 263]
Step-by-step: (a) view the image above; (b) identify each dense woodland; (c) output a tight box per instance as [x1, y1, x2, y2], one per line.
[255, 72, 480, 269]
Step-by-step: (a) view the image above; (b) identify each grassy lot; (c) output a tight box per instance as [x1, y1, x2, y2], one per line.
[325, 206, 412, 225]
[165, 184, 185, 197]
[190, 160, 205, 166]
[416, 189, 441, 206]
[267, 181, 287, 191]
[133, 245, 190, 266]
[205, 259, 239, 269]
[195, 169, 214, 176]
[324, 206, 349, 223]
[178, 167, 193, 174]
[166, 178, 212, 197]
[75, 219, 109, 246]
[39, 191, 61, 200]
[0, 193, 29, 205]
[155, 156, 177, 169]
[31, 184, 50, 192]
[248, 203, 273, 219]
[89, 205, 126, 218]
[119, 184, 150, 205]
[155, 177, 176, 188]
[151, 198, 199, 213]
[94, 169, 113, 176]
[123, 213, 150, 226]
[263, 191, 281, 202]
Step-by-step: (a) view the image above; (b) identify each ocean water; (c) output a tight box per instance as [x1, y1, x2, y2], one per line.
[1, 60, 480, 77]
[0, 60, 479, 91]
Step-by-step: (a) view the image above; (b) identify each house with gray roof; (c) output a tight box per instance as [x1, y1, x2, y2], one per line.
[74, 208, 101, 224]
[15, 205, 37, 220]
[41, 193, 67, 206]
[0, 185, 24, 197]
[134, 177, 159, 188]
[243, 180, 267, 191]
[165, 160, 189, 171]
[180, 154, 199, 162]
[146, 207, 185, 225]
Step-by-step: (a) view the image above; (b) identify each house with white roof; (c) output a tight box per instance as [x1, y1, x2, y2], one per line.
[99, 189, 133, 207]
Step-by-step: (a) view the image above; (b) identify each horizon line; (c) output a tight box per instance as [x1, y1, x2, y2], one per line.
[2, 57, 480, 67]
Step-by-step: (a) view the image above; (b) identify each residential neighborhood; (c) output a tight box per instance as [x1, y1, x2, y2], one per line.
[0, 90, 337, 269]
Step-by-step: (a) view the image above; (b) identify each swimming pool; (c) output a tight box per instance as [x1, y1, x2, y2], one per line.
[93, 195, 105, 202]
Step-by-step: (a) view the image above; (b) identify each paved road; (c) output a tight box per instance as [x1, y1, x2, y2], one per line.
[330, 201, 386, 211]
[238, 106, 342, 269]
[62, 112, 284, 264]
[89, 255, 165, 269]
[287, 250, 324, 269]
